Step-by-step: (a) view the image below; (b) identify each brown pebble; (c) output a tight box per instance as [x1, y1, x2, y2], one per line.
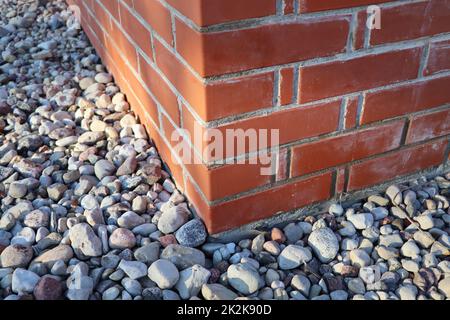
[271, 228, 286, 243]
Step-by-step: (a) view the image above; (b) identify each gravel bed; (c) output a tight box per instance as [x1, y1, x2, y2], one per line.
[0, 0, 449, 301]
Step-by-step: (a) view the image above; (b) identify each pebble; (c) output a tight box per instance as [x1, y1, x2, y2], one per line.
[349, 249, 371, 267]
[278, 245, 312, 270]
[0, 0, 448, 302]
[202, 283, 238, 300]
[307, 227, 339, 263]
[227, 263, 260, 295]
[157, 206, 189, 234]
[148, 259, 180, 289]
[34, 276, 64, 300]
[347, 213, 374, 230]
[109, 228, 136, 249]
[69, 223, 103, 257]
[134, 242, 160, 264]
[0, 244, 33, 268]
[118, 260, 147, 280]
[160, 244, 206, 269]
[175, 219, 207, 248]
[12, 268, 40, 293]
[291, 274, 311, 297]
[175, 265, 211, 299]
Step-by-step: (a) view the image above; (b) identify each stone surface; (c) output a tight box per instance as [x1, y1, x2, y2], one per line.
[175, 219, 207, 248]
[307, 227, 339, 263]
[148, 259, 180, 289]
[69, 223, 102, 257]
[175, 265, 211, 299]
[227, 263, 261, 295]
[278, 245, 312, 270]
[202, 284, 238, 300]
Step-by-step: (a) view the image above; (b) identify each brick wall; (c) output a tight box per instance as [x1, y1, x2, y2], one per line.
[67, 0, 450, 234]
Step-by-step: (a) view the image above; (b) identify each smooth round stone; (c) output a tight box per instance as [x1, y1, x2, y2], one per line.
[400, 239, 421, 258]
[386, 185, 402, 205]
[121, 278, 142, 296]
[118, 260, 147, 280]
[283, 223, 304, 243]
[175, 264, 211, 300]
[227, 263, 261, 295]
[396, 285, 418, 300]
[202, 283, 238, 300]
[330, 290, 348, 300]
[69, 223, 102, 257]
[117, 211, 145, 229]
[278, 245, 312, 270]
[32, 245, 74, 268]
[349, 249, 371, 268]
[134, 242, 161, 264]
[33, 275, 64, 300]
[175, 219, 207, 248]
[291, 274, 311, 297]
[160, 244, 205, 269]
[348, 278, 366, 294]
[8, 182, 27, 199]
[307, 227, 339, 263]
[338, 221, 356, 237]
[94, 159, 116, 180]
[103, 287, 120, 300]
[438, 277, 450, 298]
[148, 259, 180, 289]
[359, 266, 381, 284]
[157, 206, 189, 234]
[12, 268, 40, 293]
[329, 203, 344, 216]
[371, 207, 389, 220]
[0, 244, 33, 268]
[347, 213, 374, 230]
[95, 72, 112, 84]
[413, 231, 434, 249]
[109, 228, 136, 249]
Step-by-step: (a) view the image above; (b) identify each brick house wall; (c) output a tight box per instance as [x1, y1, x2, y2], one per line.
[66, 0, 450, 234]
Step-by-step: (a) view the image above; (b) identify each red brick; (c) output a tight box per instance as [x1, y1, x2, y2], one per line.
[93, 0, 112, 34]
[207, 172, 333, 233]
[291, 120, 404, 176]
[119, 2, 153, 60]
[109, 19, 138, 71]
[299, 47, 423, 103]
[99, 0, 119, 20]
[206, 73, 275, 120]
[209, 157, 275, 200]
[406, 109, 450, 144]
[138, 54, 180, 125]
[163, 110, 276, 200]
[154, 38, 274, 121]
[424, 40, 450, 76]
[284, 0, 295, 14]
[133, 0, 173, 45]
[280, 68, 294, 106]
[344, 96, 359, 130]
[361, 76, 450, 124]
[186, 100, 341, 161]
[165, 0, 276, 27]
[176, 16, 350, 76]
[371, 1, 450, 45]
[354, 10, 367, 50]
[348, 139, 448, 191]
[336, 168, 346, 194]
[276, 148, 289, 182]
[299, 0, 389, 13]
